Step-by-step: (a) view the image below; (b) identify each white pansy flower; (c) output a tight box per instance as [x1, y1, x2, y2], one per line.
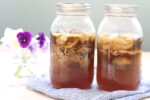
[1, 27, 23, 47]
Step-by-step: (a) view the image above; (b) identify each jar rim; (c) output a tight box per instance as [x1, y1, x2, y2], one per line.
[104, 4, 139, 16]
[56, 3, 91, 15]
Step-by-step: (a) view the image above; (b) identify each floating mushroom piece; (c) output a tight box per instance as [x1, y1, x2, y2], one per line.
[112, 57, 132, 70]
[51, 32, 95, 69]
[99, 33, 134, 50]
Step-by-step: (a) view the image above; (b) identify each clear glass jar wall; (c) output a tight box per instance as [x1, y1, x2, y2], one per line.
[97, 4, 143, 91]
[50, 3, 95, 89]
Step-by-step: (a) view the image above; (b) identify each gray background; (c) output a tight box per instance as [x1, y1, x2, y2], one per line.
[0, 0, 149, 51]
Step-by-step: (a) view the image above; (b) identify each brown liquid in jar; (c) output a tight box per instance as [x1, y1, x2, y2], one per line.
[50, 33, 95, 89]
[97, 33, 142, 91]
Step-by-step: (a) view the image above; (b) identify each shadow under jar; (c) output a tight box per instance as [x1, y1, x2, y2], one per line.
[97, 4, 143, 91]
[50, 3, 95, 89]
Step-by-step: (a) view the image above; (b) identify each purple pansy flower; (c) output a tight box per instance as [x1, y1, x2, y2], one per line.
[17, 31, 32, 48]
[36, 32, 46, 48]
[28, 44, 36, 53]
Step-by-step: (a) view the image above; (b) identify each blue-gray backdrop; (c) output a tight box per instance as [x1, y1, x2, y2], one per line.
[0, 0, 149, 51]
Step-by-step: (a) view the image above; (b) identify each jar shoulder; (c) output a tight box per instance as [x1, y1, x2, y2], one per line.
[97, 16, 143, 37]
[51, 16, 95, 34]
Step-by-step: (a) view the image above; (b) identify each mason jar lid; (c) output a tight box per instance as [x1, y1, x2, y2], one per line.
[104, 4, 139, 16]
[56, 3, 91, 15]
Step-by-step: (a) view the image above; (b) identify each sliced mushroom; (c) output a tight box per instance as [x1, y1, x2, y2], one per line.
[56, 35, 68, 45]
[112, 37, 134, 50]
[112, 57, 132, 70]
[52, 33, 61, 38]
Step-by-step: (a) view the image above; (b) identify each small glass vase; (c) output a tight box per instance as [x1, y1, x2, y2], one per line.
[13, 48, 37, 85]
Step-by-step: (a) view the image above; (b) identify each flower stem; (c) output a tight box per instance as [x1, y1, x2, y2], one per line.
[26, 68, 34, 74]
[14, 65, 24, 78]
[14, 49, 27, 78]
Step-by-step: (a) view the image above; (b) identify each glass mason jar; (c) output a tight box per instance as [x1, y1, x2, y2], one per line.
[50, 3, 95, 89]
[97, 4, 143, 91]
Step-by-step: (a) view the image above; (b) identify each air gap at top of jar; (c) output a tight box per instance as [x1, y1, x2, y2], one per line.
[50, 3, 95, 89]
[97, 4, 143, 91]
